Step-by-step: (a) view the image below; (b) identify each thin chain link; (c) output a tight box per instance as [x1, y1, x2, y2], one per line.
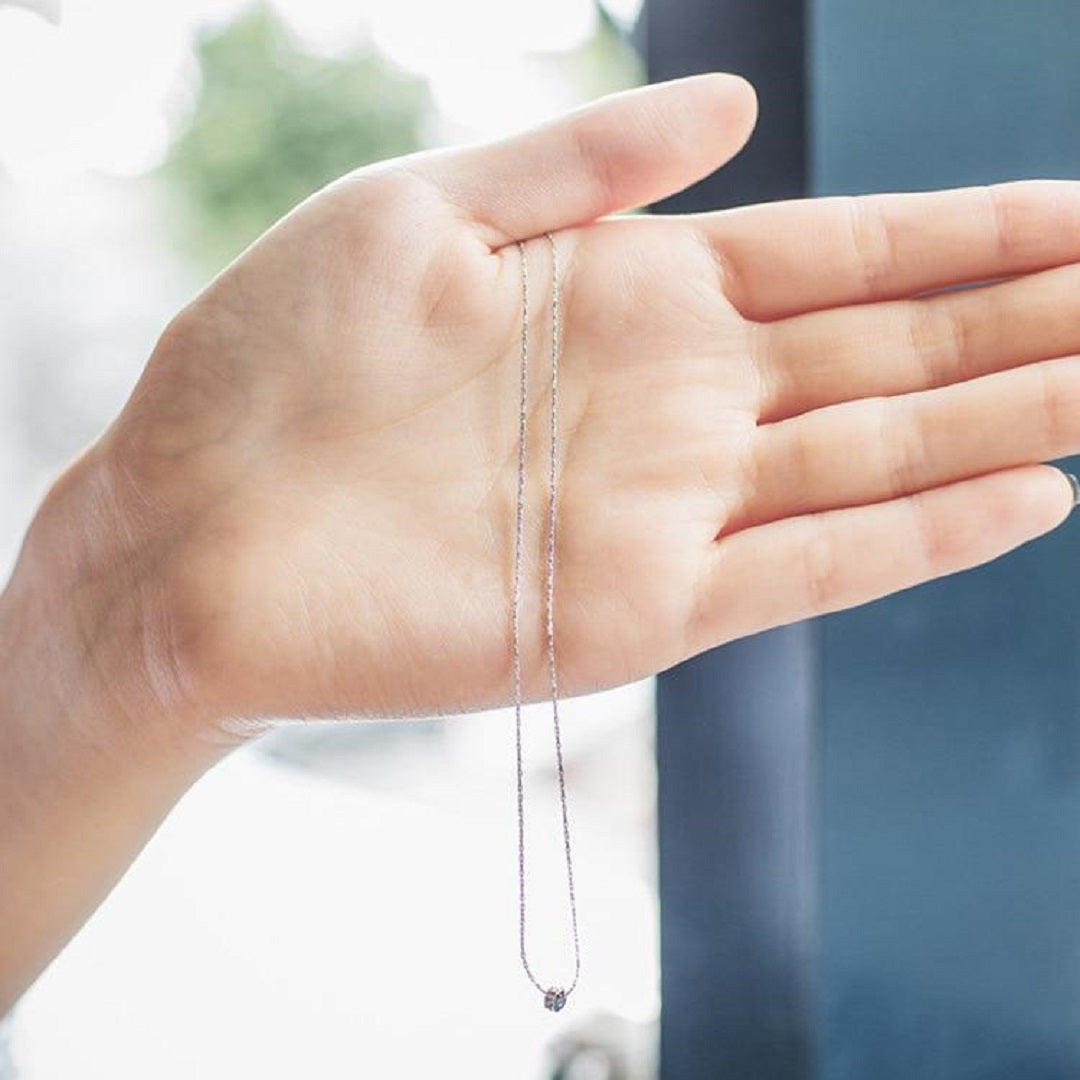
[513, 233, 581, 1008]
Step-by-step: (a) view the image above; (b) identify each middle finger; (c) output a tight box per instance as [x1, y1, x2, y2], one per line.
[754, 261, 1080, 423]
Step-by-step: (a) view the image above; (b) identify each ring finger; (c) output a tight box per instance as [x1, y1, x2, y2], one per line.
[732, 353, 1080, 533]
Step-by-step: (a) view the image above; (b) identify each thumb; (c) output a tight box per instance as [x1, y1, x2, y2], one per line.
[399, 72, 758, 247]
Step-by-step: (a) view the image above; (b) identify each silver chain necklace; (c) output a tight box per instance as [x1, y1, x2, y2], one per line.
[512, 233, 581, 1013]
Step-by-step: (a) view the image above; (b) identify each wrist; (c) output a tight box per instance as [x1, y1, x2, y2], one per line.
[1, 441, 241, 773]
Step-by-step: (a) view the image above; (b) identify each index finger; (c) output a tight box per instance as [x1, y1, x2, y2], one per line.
[691, 179, 1080, 321]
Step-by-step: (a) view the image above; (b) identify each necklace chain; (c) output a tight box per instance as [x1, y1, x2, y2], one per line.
[513, 233, 581, 1012]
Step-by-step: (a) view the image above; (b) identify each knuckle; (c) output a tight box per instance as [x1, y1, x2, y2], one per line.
[881, 397, 929, 497]
[334, 164, 422, 210]
[326, 167, 438, 254]
[980, 178, 1074, 264]
[908, 489, 955, 575]
[747, 320, 782, 419]
[908, 297, 967, 389]
[801, 518, 843, 616]
[692, 224, 742, 308]
[983, 182, 1016, 261]
[1038, 361, 1071, 457]
[847, 194, 899, 297]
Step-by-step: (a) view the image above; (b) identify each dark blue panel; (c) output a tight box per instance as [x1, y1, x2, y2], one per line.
[813, 4, 1080, 1077]
[658, 625, 818, 1079]
[647, 2, 817, 1076]
[812, 0, 1080, 193]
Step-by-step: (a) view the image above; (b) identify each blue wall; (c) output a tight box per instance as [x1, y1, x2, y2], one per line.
[812, 3, 1080, 1076]
[812, 1, 1080, 193]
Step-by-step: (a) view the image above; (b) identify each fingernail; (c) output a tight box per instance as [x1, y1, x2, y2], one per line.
[1064, 470, 1080, 509]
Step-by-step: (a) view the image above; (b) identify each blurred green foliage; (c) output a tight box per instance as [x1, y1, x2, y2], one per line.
[159, 3, 431, 273]
[570, 4, 646, 103]
[159, 1, 644, 273]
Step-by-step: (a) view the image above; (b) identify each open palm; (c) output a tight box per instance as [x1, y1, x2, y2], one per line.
[102, 73, 1080, 728]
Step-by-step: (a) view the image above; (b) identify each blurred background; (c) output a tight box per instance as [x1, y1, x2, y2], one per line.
[6, 2, 1080, 1079]
[0, 1, 656, 1077]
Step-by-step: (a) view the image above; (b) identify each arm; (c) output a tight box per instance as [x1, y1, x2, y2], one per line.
[0, 448, 233, 1015]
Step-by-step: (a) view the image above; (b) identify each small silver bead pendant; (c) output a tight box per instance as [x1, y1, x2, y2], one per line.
[544, 987, 568, 1012]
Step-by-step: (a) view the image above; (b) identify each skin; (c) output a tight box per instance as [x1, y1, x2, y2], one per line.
[3, 72, 1080, 1014]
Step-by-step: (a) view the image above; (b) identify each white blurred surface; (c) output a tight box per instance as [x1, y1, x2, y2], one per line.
[0, 0, 60, 24]
[0, 0, 640, 180]
[10, 692, 658, 1078]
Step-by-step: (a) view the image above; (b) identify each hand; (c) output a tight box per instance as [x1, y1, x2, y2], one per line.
[7, 70, 1080, 1011]
[55, 72, 1080, 734]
